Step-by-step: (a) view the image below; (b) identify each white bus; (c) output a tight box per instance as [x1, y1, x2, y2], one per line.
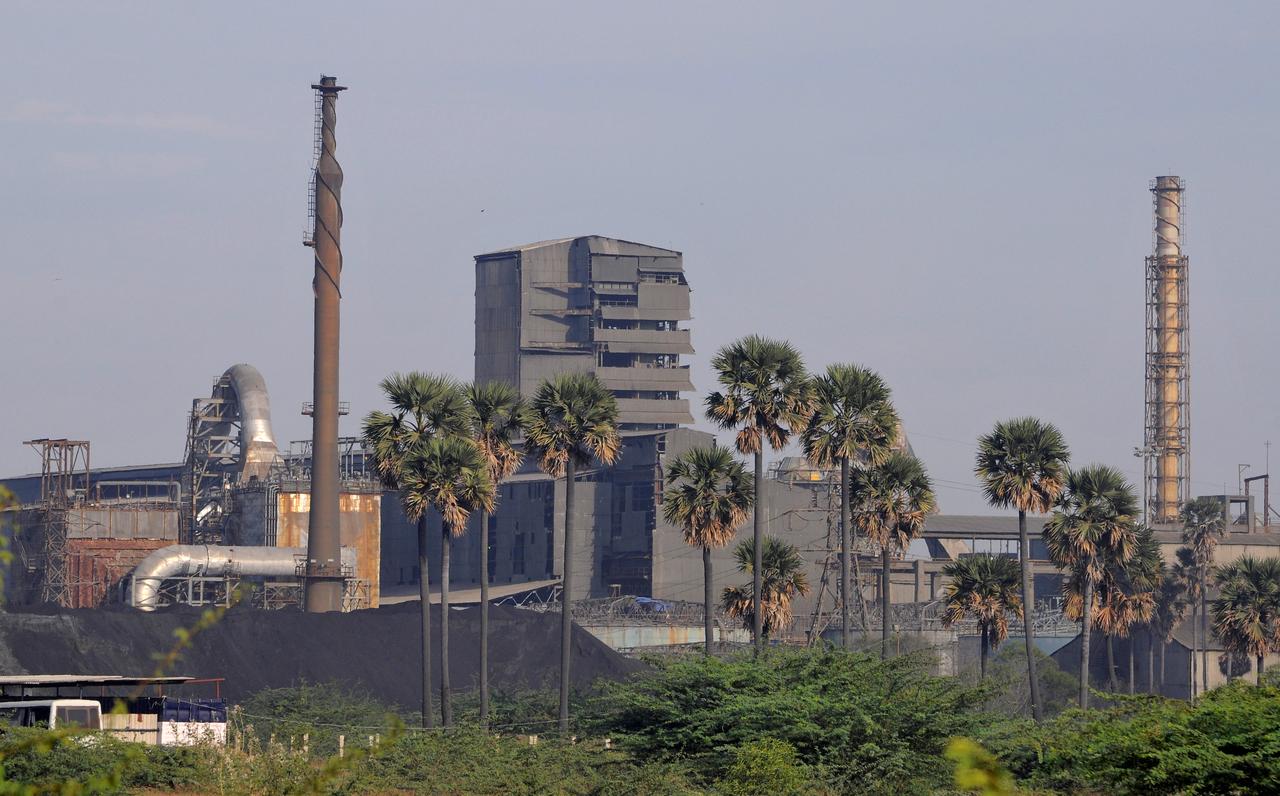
[0, 700, 103, 731]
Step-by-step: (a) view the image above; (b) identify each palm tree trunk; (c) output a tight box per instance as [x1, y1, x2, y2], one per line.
[753, 449, 764, 656]
[416, 515, 434, 729]
[478, 508, 490, 728]
[1018, 510, 1043, 721]
[1106, 634, 1117, 692]
[1199, 577, 1209, 696]
[440, 529, 452, 727]
[703, 546, 714, 657]
[1080, 574, 1093, 709]
[559, 458, 575, 734]
[1128, 636, 1135, 694]
[1190, 600, 1198, 699]
[1152, 632, 1162, 696]
[1160, 638, 1167, 692]
[840, 458, 852, 651]
[1257, 654, 1264, 686]
[980, 623, 989, 681]
[881, 544, 891, 660]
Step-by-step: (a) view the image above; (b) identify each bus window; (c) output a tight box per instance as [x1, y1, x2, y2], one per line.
[0, 707, 42, 727]
[54, 706, 100, 730]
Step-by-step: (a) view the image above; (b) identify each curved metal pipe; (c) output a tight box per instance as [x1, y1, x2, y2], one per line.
[129, 544, 356, 611]
[223, 364, 278, 481]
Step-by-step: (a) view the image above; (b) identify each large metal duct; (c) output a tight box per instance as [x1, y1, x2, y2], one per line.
[129, 545, 357, 611]
[223, 364, 278, 481]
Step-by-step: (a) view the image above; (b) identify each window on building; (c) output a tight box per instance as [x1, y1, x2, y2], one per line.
[631, 481, 654, 512]
[513, 533, 526, 575]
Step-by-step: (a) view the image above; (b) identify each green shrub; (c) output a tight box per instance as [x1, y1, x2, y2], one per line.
[987, 682, 1280, 794]
[0, 728, 211, 793]
[587, 647, 995, 793]
[715, 738, 809, 796]
[351, 728, 701, 795]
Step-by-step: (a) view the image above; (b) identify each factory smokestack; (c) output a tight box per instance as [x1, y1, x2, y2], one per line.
[1144, 176, 1191, 525]
[304, 75, 347, 612]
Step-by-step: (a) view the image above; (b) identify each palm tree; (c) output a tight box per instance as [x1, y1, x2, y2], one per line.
[941, 554, 1023, 680]
[662, 446, 754, 655]
[1148, 569, 1189, 693]
[401, 435, 495, 726]
[975, 417, 1069, 721]
[1182, 496, 1226, 697]
[1094, 526, 1160, 693]
[1043, 464, 1139, 708]
[524, 372, 621, 733]
[722, 536, 811, 640]
[1212, 556, 1280, 685]
[1170, 545, 1205, 695]
[801, 364, 900, 650]
[852, 451, 936, 659]
[465, 381, 525, 727]
[362, 372, 472, 729]
[706, 335, 812, 654]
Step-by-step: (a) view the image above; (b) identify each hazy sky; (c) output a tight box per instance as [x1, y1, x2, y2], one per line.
[3, 2, 1277, 514]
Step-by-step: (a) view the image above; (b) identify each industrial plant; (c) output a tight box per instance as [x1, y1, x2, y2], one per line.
[0, 76, 1277, 707]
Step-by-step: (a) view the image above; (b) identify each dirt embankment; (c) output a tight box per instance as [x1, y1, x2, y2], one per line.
[0, 602, 643, 708]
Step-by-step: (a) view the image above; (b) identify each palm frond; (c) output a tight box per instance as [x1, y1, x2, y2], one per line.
[975, 417, 1070, 514]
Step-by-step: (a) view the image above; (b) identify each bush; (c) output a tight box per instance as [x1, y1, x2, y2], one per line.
[986, 682, 1280, 794]
[715, 738, 809, 796]
[235, 680, 402, 758]
[351, 728, 701, 795]
[587, 647, 995, 793]
[0, 728, 211, 793]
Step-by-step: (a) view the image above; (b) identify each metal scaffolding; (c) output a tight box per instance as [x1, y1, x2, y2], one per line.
[182, 373, 240, 544]
[22, 439, 90, 607]
[1144, 177, 1192, 525]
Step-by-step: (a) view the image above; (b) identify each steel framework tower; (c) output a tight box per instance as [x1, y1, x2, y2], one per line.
[1144, 176, 1191, 525]
[23, 438, 90, 606]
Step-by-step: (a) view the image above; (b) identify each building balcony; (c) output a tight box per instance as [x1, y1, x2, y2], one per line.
[593, 328, 693, 355]
[596, 366, 694, 393]
[615, 398, 694, 426]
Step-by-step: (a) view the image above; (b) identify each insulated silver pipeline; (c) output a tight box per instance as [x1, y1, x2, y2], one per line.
[129, 545, 356, 611]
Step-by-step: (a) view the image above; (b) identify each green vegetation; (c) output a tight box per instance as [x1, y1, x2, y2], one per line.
[851, 451, 936, 659]
[705, 335, 813, 653]
[721, 536, 811, 640]
[523, 371, 622, 734]
[465, 380, 527, 726]
[662, 445, 754, 656]
[362, 370, 477, 729]
[974, 417, 1070, 721]
[587, 648, 990, 793]
[801, 363, 900, 651]
[8, 649, 1280, 793]
[1044, 463, 1140, 706]
[942, 554, 1023, 680]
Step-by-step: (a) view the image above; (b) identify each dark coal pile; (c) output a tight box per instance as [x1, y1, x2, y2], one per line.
[0, 602, 644, 708]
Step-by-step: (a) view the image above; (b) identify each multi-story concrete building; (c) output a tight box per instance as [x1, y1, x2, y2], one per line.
[474, 236, 694, 429]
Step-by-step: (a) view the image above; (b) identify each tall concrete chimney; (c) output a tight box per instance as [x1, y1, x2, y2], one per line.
[305, 75, 347, 612]
[1144, 176, 1191, 525]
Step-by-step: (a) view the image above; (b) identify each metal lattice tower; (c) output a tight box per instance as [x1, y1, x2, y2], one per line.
[182, 375, 239, 544]
[1144, 176, 1191, 525]
[23, 438, 90, 607]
